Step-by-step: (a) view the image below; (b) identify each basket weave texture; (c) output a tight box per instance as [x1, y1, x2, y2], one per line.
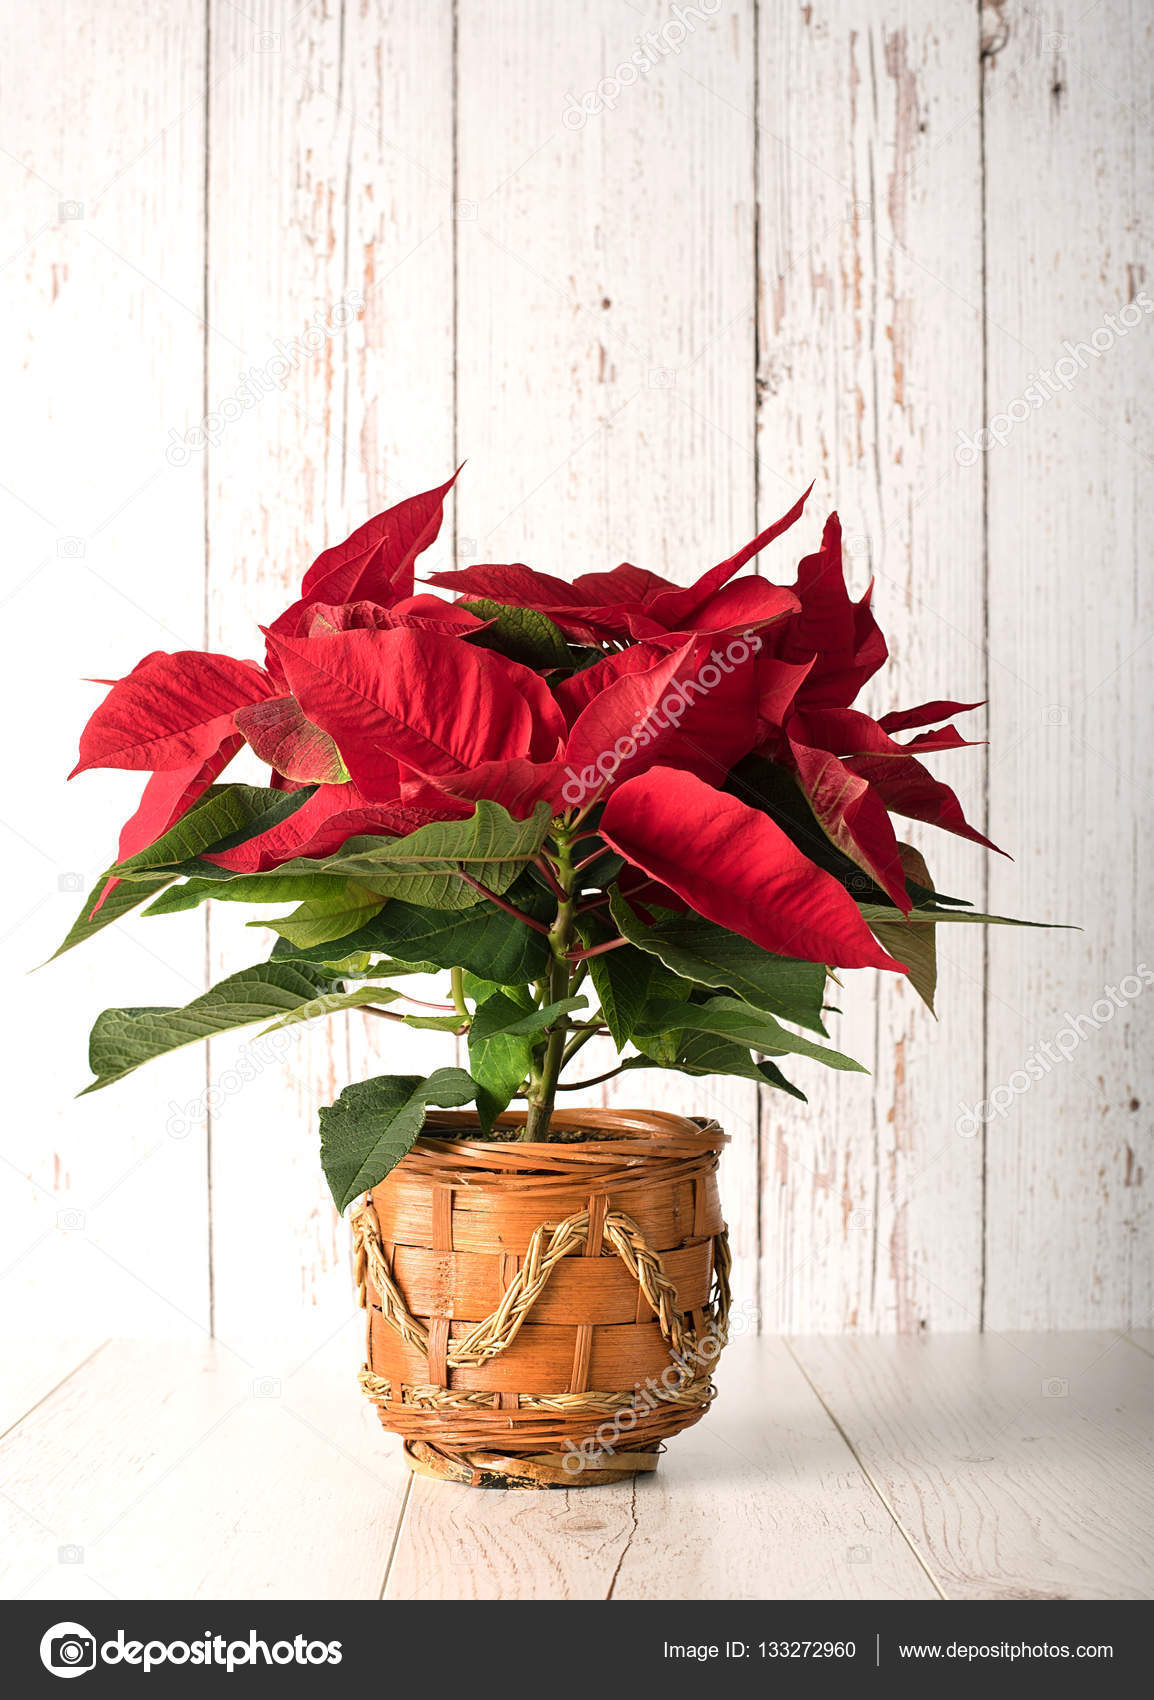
[352, 1107, 730, 1487]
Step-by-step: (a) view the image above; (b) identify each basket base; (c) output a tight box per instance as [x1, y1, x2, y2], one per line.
[402, 1439, 660, 1489]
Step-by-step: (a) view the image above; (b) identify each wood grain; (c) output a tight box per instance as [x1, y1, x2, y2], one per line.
[790, 1330, 1154, 1598]
[0, 1331, 407, 1601]
[982, 1, 1154, 1331]
[754, 1, 988, 1335]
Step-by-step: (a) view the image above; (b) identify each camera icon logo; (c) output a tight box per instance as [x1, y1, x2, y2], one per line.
[57, 537, 86, 558]
[648, 367, 677, 389]
[40, 1622, 96, 1678]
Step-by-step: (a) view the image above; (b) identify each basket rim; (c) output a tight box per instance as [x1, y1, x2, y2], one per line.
[387, 1106, 727, 1187]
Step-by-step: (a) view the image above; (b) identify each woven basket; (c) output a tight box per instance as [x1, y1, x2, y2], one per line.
[351, 1107, 730, 1488]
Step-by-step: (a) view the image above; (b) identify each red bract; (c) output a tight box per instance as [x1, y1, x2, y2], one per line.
[71, 651, 272, 775]
[600, 767, 906, 972]
[69, 471, 1000, 983]
[265, 625, 567, 798]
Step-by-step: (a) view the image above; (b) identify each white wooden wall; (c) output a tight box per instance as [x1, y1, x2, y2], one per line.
[2, 0, 1150, 1352]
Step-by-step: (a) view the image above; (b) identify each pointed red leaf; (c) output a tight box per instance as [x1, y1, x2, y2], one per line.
[560, 633, 762, 803]
[554, 641, 681, 726]
[573, 563, 677, 603]
[266, 626, 566, 799]
[682, 576, 800, 638]
[266, 472, 461, 662]
[878, 699, 985, 735]
[71, 652, 272, 776]
[755, 655, 815, 739]
[777, 513, 888, 708]
[845, 752, 1005, 854]
[600, 767, 906, 971]
[641, 485, 812, 631]
[795, 706, 982, 760]
[786, 735, 911, 911]
[300, 470, 460, 602]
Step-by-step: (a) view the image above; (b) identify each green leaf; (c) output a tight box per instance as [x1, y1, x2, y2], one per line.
[111, 784, 317, 878]
[872, 917, 937, 1012]
[141, 870, 354, 917]
[575, 911, 671, 1051]
[872, 843, 938, 1012]
[261, 985, 401, 1032]
[47, 783, 317, 962]
[468, 992, 586, 1131]
[856, 904, 1061, 927]
[319, 1067, 479, 1211]
[616, 1035, 808, 1101]
[82, 960, 335, 1092]
[261, 887, 387, 948]
[462, 973, 534, 1011]
[460, 599, 574, 669]
[608, 891, 829, 1034]
[668, 1033, 808, 1100]
[265, 799, 553, 909]
[272, 885, 553, 981]
[403, 1012, 464, 1032]
[634, 995, 866, 1073]
[319, 953, 440, 980]
[48, 871, 175, 962]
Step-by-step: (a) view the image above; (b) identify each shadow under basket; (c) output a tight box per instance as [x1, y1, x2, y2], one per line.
[351, 1108, 730, 1488]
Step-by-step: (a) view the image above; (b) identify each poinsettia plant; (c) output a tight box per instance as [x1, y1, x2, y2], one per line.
[56, 473, 1036, 1211]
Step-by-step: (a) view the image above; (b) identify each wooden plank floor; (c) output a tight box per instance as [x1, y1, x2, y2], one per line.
[1, 1334, 1150, 1601]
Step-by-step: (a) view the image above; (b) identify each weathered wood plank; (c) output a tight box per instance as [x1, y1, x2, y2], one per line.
[791, 1330, 1154, 1598]
[982, 1, 1154, 1331]
[0, 1332, 406, 1600]
[0, 1340, 108, 1442]
[0, 0, 211, 1341]
[384, 1336, 937, 1599]
[754, 2, 988, 1334]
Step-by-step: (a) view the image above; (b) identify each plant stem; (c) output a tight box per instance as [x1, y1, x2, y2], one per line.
[521, 825, 578, 1142]
[560, 1022, 603, 1068]
[555, 1063, 633, 1091]
[454, 869, 552, 933]
[566, 935, 629, 961]
[449, 966, 468, 1020]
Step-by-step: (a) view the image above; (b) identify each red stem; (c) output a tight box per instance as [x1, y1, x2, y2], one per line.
[566, 936, 630, 961]
[576, 893, 611, 914]
[533, 854, 567, 902]
[456, 869, 552, 933]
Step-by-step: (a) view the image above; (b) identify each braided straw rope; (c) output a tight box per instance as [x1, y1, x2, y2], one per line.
[351, 1201, 712, 1370]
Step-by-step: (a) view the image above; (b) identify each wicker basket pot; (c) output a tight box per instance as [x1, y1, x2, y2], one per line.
[351, 1107, 730, 1488]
